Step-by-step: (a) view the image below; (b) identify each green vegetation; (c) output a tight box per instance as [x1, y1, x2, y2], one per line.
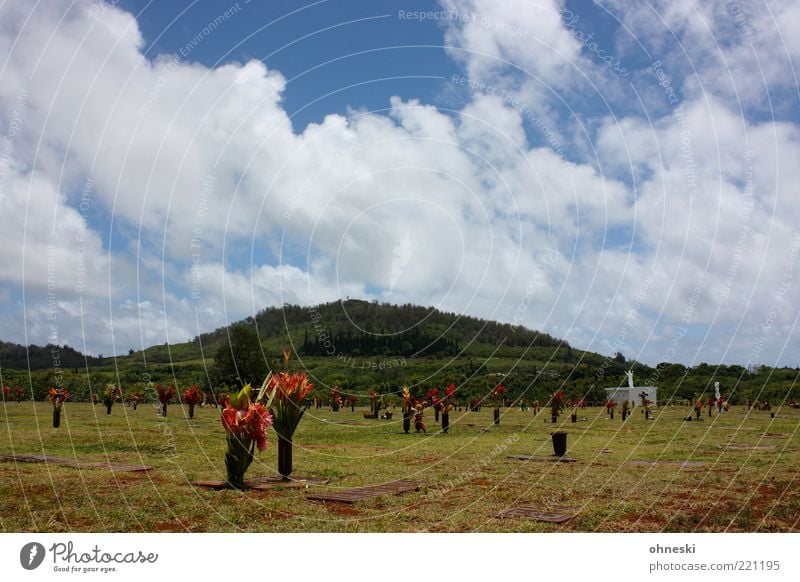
[1, 402, 798, 532]
[1, 300, 798, 410]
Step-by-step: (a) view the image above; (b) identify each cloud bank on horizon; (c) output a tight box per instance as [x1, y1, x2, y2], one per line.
[0, 0, 798, 367]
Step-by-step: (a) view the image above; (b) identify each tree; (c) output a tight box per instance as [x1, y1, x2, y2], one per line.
[212, 325, 268, 389]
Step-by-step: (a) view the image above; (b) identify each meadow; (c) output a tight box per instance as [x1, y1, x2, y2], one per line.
[1, 401, 798, 532]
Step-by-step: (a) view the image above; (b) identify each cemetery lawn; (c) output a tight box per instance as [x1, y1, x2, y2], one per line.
[1, 402, 798, 532]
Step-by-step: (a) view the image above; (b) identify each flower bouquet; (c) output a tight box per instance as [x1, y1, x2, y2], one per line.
[102, 385, 117, 415]
[260, 371, 314, 478]
[330, 387, 341, 412]
[426, 387, 440, 422]
[605, 399, 616, 419]
[47, 388, 70, 428]
[221, 383, 273, 489]
[550, 390, 565, 423]
[156, 384, 175, 417]
[491, 384, 505, 425]
[622, 399, 631, 420]
[441, 383, 456, 433]
[182, 385, 203, 419]
[14, 386, 25, 403]
[2, 386, 9, 401]
[402, 386, 412, 433]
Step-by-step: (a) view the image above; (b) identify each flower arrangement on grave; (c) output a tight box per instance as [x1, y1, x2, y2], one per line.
[491, 384, 505, 425]
[215, 391, 230, 409]
[550, 390, 565, 422]
[621, 399, 631, 420]
[221, 383, 273, 489]
[156, 385, 175, 417]
[330, 387, 342, 412]
[414, 401, 426, 433]
[261, 370, 314, 478]
[130, 392, 142, 410]
[14, 386, 25, 403]
[2, 386, 9, 401]
[369, 390, 380, 418]
[379, 394, 395, 419]
[694, 398, 703, 419]
[402, 386, 412, 412]
[426, 387, 441, 421]
[402, 386, 413, 433]
[441, 384, 455, 433]
[47, 388, 70, 428]
[102, 385, 117, 414]
[605, 399, 616, 419]
[639, 391, 653, 419]
[347, 395, 358, 412]
[182, 385, 203, 419]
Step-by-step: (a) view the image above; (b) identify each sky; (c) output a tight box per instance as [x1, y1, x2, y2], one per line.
[0, 0, 798, 367]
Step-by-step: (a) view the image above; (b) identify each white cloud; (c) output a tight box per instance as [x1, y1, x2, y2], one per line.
[0, 0, 797, 368]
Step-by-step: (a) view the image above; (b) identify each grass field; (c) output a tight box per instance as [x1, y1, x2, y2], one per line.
[1, 401, 798, 532]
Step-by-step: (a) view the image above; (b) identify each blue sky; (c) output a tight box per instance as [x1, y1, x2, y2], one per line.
[1, 0, 799, 368]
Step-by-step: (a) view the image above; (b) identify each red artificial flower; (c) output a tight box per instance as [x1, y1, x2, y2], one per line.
[445, 384, 456, 399]
[182, 385, 203, 406]
[269, 372, 314, 404]
[492, 384, 506, 400]
[222, 402, 273, 451]
[156, 384, 175, 405]
[47, 388, 70, 405]
[2, 386, 9, 398]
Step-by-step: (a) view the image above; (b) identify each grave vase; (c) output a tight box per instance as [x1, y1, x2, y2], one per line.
[551, 431, 567, 457]
[442, 412, 449, 433]
[494, 408, 500, 425]
[278, 435, 293, 478]
[53, 409, 61, 428]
